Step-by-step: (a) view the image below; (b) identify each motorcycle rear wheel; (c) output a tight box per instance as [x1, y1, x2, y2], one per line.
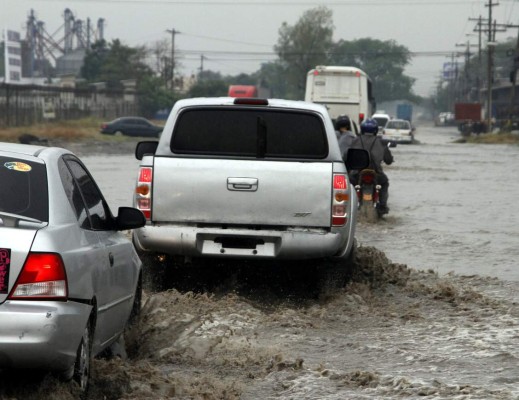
[359, 202, 379, 223]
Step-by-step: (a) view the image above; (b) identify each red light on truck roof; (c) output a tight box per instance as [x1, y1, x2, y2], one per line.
[234, 98, 268, 106]
[313, 70, 319, 76]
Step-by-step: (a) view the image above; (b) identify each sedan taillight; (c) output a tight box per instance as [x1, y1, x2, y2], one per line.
[135, 167, 153, 220]
[9, 253, 68, 300]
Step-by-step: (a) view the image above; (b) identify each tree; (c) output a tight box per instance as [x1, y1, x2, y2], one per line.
[137, 74, 177, 118]
[329, 38, 417, 103]
[256, 61, 289, 98]
[275, 6, 334, 99]
[82, 39, 175, 117]
[81, 40, 109, 83]
[81, 39, 151, 90]
[187, 77, 228, 97]
[148, 39, 172, 88]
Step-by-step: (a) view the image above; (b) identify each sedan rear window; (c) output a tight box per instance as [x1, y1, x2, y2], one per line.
[171, 108, 328, 159]
[386, 121, 411, 130]
[0, 156, 48, 221]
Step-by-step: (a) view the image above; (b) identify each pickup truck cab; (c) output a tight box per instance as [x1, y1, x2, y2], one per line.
[133, 97, 368, 263]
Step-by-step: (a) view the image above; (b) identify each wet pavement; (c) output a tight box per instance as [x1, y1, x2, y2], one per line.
[2, 124, 519, 399]
[355, 125, 519, 281]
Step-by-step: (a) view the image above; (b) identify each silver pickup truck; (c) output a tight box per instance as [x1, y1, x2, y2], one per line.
[132, 97, 368, 264]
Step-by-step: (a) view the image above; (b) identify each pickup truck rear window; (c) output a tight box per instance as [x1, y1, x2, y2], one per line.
[171, 108, 328, 159]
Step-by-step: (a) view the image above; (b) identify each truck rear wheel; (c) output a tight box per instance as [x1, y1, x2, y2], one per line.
[320, 240, 357, 294]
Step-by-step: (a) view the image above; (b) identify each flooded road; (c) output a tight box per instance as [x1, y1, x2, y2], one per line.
[84, 124, 519, 283]
[355, 124, 519, 282]
[2, 125, 519, 399]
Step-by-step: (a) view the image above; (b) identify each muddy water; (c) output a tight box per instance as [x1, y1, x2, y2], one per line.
[355, 125, 519, 282]
[83, 125, 519, 282]
[2, 126, 519, 399]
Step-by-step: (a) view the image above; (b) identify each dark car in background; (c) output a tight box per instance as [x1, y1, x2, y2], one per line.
[100, 117, 162, 138]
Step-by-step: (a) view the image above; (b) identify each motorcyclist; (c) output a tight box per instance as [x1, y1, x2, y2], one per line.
[349, 118, 394, 215]
[335, 115, 356, 159]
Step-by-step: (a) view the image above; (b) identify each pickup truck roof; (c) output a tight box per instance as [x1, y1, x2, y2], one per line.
[171, 97, 331, 113]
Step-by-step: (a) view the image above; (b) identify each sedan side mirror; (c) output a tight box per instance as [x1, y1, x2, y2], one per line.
[344, 148, 370, 170]
[115, 207, 146, 230]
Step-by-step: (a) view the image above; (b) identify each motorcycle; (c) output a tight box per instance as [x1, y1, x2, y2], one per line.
[354, 169, 383, 221]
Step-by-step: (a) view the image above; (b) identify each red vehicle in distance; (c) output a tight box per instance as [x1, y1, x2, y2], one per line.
[228, 85, 259, 98]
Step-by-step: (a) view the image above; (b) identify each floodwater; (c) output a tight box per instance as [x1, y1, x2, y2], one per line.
[84, 124, 519, 283]
[356, 125, 519, 282]
[1, 125, 519, 399]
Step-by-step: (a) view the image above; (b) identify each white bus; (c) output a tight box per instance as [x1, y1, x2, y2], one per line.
[304, 66, 375, 128]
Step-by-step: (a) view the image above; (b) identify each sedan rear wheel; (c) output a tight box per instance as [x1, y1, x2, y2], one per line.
[114, 130, 123, 137]
[73, 323, 92, 393]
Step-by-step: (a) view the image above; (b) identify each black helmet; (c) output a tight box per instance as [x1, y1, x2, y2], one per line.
[360, 118, 379, 135]
[335, 115, 351, 131]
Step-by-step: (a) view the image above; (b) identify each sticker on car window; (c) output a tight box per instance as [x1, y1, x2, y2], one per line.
[0, 249, 11, 294]
[4, 162, 32, 172]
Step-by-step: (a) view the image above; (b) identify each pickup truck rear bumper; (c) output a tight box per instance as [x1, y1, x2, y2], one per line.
[133, 224, 353, 260]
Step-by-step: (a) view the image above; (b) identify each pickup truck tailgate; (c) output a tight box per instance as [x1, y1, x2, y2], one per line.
[152, 158, 333, 227]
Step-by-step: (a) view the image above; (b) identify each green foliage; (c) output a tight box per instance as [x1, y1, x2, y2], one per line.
[187, 79, 228, 97]
[330, 38, 417, 102]
[75, 6, 419, 113]
[81, 39, 174, 116]
[256, 62, 289, 98]
[229, 73, 257, 85]
[137, 74, 177, 118]
[274, 6, 334, 99]
[81, 39, 152, 90]
[271, 7, 417, 102]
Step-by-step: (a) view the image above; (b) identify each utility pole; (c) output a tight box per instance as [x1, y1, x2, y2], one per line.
[485, 1, 499, 133]
[446, 52, 460, 109]
[508, 26, 519, 123]
[166, 28, 180, 91]
[456, 41, 477, 101]
[199, 54, 205, 75]
[470, 16, 487, 103]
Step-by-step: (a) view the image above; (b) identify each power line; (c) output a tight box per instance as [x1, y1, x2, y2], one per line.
[33, 0, 511, 5]
[174, 49, 466, 57]
[181, 32, 271, 48]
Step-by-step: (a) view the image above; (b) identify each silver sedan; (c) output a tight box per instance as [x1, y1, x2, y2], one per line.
[0, 143, 145, 392]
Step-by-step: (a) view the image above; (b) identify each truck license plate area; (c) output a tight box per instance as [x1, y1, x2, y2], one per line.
[198, 235, 279, 256]
[215, 237, 264, 249]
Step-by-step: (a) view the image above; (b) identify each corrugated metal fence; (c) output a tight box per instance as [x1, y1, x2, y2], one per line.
[0, 83, 139, 127]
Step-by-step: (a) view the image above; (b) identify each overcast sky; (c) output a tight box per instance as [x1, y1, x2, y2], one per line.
[3, 0, 519, 96]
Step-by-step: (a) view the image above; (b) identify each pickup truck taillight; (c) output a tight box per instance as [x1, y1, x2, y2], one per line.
[136, 167, 153, 220]
[332, 174, 349, 226]
[9, 253, 68, 300]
